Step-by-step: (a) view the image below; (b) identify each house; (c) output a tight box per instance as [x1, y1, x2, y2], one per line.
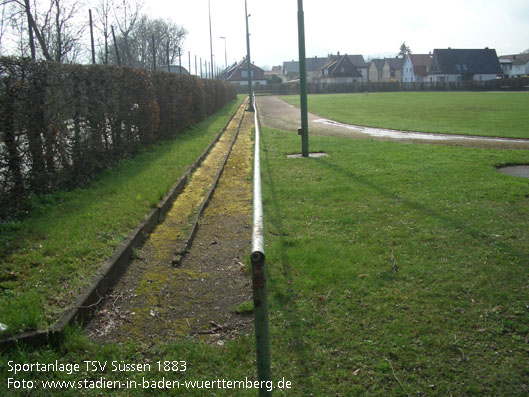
[498, 53, 529, 78]
[368, 59, 385, 82]
[159, 65, 189, 75]
[282, 53, 367, 83]
[317, 54, 363, 84]
[282, 56, 329, 82]
[264, 65, 286, 83]
[402, 54, 432, 82]
[382, 58, 404, 82]
[345, 55, 368, 81]
[428, 48, 503, 82]
[223, 58, 267, 86]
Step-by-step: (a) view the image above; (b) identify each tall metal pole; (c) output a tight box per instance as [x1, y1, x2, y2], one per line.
[24, 0, 36, 61]
[245, 0, 254, 112]
[220, 36, 227, 72]
[166, 41, 170, 72]
[208, 0, 214, 79]
[152, 34, 156, 70]
[297, 0, 309, 157]
[178, 48, 182, 75]
[111, 25, 121, 66]
[89, 9, 96, 64]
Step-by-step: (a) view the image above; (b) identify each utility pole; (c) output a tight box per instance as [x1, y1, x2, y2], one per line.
[297, 0, 309, 157]
[245, 0, 254, 111]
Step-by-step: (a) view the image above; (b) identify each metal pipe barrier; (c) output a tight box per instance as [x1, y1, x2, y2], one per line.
[250, 96, 272, 396]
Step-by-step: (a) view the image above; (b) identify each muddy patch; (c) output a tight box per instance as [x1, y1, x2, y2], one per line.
[498, 165, 529, 179]
[85, 105, 254, 345]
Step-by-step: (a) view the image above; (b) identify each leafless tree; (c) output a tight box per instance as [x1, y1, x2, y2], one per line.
[40, 0, 86, 63]
[93, 0, 112, 63]
[112, 0, 141, 65]
[107, 14, 186, 69]
[0, 0, 85, 62]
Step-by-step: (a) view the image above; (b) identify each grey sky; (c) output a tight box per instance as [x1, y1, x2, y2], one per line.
[149, 0, 529, 70]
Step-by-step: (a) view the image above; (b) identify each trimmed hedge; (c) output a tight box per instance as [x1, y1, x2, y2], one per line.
[0, 58, 236, 219]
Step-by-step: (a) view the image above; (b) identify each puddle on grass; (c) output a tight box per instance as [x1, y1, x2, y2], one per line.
[286, 152, 329, 159]
[498, 165, 529, 179]
[314, 119, 529, 144]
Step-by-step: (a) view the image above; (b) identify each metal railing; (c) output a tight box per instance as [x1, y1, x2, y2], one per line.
[250, 96, 272, 395]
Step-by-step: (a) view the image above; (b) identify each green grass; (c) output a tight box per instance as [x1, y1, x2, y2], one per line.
[0, 96, 244, 336]
[2, 127, 529, 395]
[260, 129, 529, 394]
[282, 92, 529, 138]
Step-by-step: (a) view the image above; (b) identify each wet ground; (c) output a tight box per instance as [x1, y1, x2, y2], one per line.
[86, 103, 254, 345]
[256, 96, 529, 150]
[498, 165, 529, 179]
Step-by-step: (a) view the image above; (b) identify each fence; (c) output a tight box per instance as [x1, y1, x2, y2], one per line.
[0, 57, 236, 219]
[249, 76, 529, 95]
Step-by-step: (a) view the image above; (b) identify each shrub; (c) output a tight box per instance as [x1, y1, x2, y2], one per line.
[0, 58, 236, 219]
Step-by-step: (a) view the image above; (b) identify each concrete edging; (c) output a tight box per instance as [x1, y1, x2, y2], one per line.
[0, 101, 244, 350]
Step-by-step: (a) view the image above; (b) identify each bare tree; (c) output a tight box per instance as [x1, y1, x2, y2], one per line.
[0, 0, 85, 62]
[108, 14, 186, 69]
[112, 0, 141, 65]
[40, 0, 86, 63]
[93, 0, 112, 64]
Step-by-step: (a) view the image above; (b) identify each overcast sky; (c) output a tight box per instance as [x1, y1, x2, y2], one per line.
[148, 0, 529, 71]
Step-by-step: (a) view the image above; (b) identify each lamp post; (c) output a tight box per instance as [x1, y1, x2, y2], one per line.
[297, 0, 309, 157]
[208, 0, 214, 80]
[220, 36, 228, 73]
[245, 0, 254, 111]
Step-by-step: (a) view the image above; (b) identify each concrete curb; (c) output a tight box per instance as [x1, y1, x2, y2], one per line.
[0, 101, 244, 351]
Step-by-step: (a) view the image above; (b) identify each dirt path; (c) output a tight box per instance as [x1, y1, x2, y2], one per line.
[256, 95, 529, 150]
[86, 105, 254, 345]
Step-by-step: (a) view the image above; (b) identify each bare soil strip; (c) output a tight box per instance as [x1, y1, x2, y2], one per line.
[86, 106, 254, 344]
[257, 95, 529, 150]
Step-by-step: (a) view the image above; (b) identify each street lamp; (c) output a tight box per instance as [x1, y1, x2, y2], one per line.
[245, 0, 254, 111]
[220, 36, 228, 72]
[208, 0, 214, 79]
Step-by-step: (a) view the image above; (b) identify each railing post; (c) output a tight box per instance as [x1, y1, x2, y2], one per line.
[251, 97, 271, 395]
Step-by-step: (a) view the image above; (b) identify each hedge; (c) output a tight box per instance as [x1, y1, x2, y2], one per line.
[0, 58, 236, 219]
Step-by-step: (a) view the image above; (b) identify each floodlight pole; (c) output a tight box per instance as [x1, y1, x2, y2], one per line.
[245, 0, 254, 112]
[209, 0, 214, 79]
[220, 36, 227, 72]
[297, 0, 309, 157]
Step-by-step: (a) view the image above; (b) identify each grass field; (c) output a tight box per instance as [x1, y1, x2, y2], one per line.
[282, 92, 529, 138]
[0, 96, 244, 336]
[2, 94, 529, 395]
[3, 125, 529, 395]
